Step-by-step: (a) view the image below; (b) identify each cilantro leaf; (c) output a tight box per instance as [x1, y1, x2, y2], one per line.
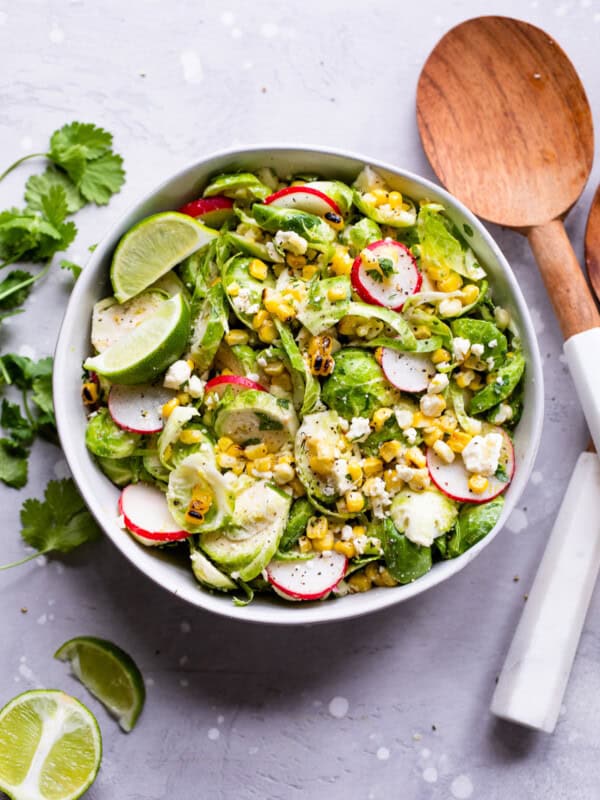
[0, 354, 36, 388]
[30, 357, 54, 419]
[0, 206, 76, 264]
[60, 259, 82, 279]
[49, 122, 114, 163]
[378, 257, 395, 277]
[366, 268, 384, 283]
[25, 167, 85, 215]
[0, 270, 37, 310]
[0, 354, 56, 446]
[0, 399, 34, 445]
[40, 185, 68, 227]
[0, 439, 29, 488]
[77, 152, 125, 205]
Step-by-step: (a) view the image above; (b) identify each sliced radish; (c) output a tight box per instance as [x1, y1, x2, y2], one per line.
[264, 186, 341, 216]
[427, 427, 515, 504]
[108, 384, 175, 434]
[351, 239, 421, 311]
[379, 348, 436, 393]
[205, 374, 267, 399]
[178, 196, 235, 227]
[119, 483, 189, 545]
[266, 552, 347, 601]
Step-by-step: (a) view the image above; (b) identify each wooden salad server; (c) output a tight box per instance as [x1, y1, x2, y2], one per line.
[417, 16, 600, 732]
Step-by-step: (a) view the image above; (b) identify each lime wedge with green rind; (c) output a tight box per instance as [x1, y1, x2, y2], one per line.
[111, 211, 218, 303]
[55, 636, 145, 733]
[83, 292, 190, 384]
[0, 689, 102, 800]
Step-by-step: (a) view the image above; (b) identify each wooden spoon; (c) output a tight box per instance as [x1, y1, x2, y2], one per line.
[585, 185, 600, 302]
[417, 14, 600, 453]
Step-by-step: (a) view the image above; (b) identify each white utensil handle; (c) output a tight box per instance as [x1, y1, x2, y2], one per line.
[564, 328, 600, 453]
[491, 451, 600, 732]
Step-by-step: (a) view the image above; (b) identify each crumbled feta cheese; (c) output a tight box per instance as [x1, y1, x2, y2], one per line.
[353, 535, 368, 555]
[394, 408, 414, 429]
[338, 417, 349, 433]
[347, 416, 371, 441]
[462, 433, 503, 476]
[396, 464, 416, 482]
[235, 287, 260, 314]
[332, 459, 354, 494]
[427, 373, 449, 394]
[257, 356, 268, 368]
[452, 336, 471, 363]
[439, 298, 463, 317]
[274, 230, 308, 255]
[363, 476, 392, 518]
[486, 357, 496, 370]
[404, 427, 418, 445]
[204, 392, 219, 410]
[420, 394, 445, 418]
[246, 372, 260, 382]
[493, 403, 513, 425]
[187, 375, 205, 399]
[163, 359, 192, 389]
[436, 361, 450, 370]
[265, 241, 284, 263]
[470, 343, 485, 358]
[341, 525, 353, 541]
[489, 338, 498, 348]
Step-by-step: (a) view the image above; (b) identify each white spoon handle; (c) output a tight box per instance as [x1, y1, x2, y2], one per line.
[564, 328, 600, 453]
[490, 451, 600, 732]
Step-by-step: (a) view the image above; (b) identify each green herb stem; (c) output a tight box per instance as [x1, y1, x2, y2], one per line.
[0, 548, 49, 571]
[0, 153, 48, 183]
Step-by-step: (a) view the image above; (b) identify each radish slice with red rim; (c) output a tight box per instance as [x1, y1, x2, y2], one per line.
[119, 483, 189, 545]
[205, 374, 267, 399]
[108, 384, 175, 434]
[427, 427, 515, 504]
[379, 348, 436, 393]
[178, 196, 235, 227]
[266, 551, 347, 601]
[264, 186, 341, 216]
[351, 239, 421, 311]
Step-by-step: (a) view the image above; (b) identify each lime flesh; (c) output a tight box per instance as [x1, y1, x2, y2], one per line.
[55, 636, 145, 733]
[110, 212, 218, 303]
[0, 689, 101, 800]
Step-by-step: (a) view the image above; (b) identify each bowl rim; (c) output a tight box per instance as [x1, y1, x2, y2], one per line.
[53, 144, 544, 625]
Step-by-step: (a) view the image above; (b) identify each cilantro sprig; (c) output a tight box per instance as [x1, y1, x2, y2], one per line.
[0, 478, 101, 570]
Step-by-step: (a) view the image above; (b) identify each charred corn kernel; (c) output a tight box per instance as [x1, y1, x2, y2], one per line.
[411, 411, 429, 428]
[387, 190, 403, 209]
[352, 525, 367, 538]
[379, 440, 404, 463]
[286, 253, 307, 269]
[252, 309, 269, 329]
[249, 258, 268, 280]
[405, 446, 426, 468]
[432, 439, 455, 464]
[324, 211, 344, 231]
[330, 246, 353, 276]
[372, 407, 394, 431]
[290, 477, 306, 497]
[436, 271, 463, 292]
[371, 188, 388, 206]
[461, 284, 480, 305]
[217, 436, 234, 452]
[273, 461, 295, 485]
[264, 298, 296, 322]
[226, 281, 240, 297]
[409, 469, 430, 491]
[384, 468, 404, 493]
[186, 487, 212, 523]
[373, 566, 398, 587]
[345, 490, 365, 513]
[162, 397, 179, 418]
[301, 263, 319, 280]
[420, 394, 446, 417]
[309, 335, 335, 376]
[179, 429, 204, 445]
[225, 329, 250, 346]
[334, 540, 356, 558]
[438, 414, 458, 434]
[176, 391, 190, 405]
[348, 571, 372, 593]
[263, 360, 285, 376]
[217, 452, 239, 469]
[271, 372, 292, 391]
[363, 456, 384, 477]
[307, 516, 329, 539]
[245, 442, 268, 460]
[81, 382, 98, 405]
[423, 426, 443, 447]
[468, 474, 489, 494]
[309, 455, 335, 475]
[494, 306, 510, 329]
[254, 456, 275, 473]
[327, 283, 348, 302]
[347, 460, 363, 484]
[447, 431, 472, 453]
[413, 325, 432, 340]
[456, 369, 475, 389]
[258, 320, 278, 343]
[298, 536, 312, 554]
[337, 316, 359, 336]
[431, 348, 451, 365]
[313, 531, 335, 552]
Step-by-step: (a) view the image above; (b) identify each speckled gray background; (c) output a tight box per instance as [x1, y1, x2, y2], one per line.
[1, 1, 599, 797]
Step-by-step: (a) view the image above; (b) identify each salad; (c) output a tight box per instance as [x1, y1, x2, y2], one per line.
[81, 165, 525, 604]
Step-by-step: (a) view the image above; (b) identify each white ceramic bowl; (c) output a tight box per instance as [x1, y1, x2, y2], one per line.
[54, 146, 544, 625]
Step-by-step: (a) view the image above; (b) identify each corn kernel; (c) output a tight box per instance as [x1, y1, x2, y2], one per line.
[468, 474, 489, 494]
[413, 325, 432, 340]
[309, 454, 335, 475]
[373, 566, 398, 587]
[227, 281, 240, 297]
[431, 348, 451, 365]
[330, 246, 353, 276]
[313, 531, 335, 552]
[337, 316, 359, 336]
[307, 516, 329, 540]
[432, 439, 455, 464]
[244, 443, 267, 460]
[371, 188, 388, 206]
[220, 369, 234, 376]
[277, 453, 295, 465]
[372, 407, 394, 431]
[334, 540, 356, 558]
[384, 468, 404, 493]
[217, 452, 239, 470]
[405, 446, 426, 468]
[263, 360, 285, 376]
[422, 426, 443, 447]
[271, 373, 293, 391]
[362, 192, 376, 206]
[387, 190, 403, 209]
[379, 440, 404, 463]
[217, 436, 234, 452]
[438, 414, 458, 434]
[162, 444, 172, 462]
[327, 283, 348, 302]
[162, 397, 179, 418]
[273, 461, 295, 485]
[298, 536, 312, 554]
[176, 391, 190, 405]
[470, 375, 484, 391]
[347, 571, 372, 593]
[227, 443, 245, 458]
[231, 460, 245, 476]
[186, 487, 212, 523]
[302, 264, 319, 280]
[436, 272, 463, 292]
[345, 460, 362, 485]
[456, 369, 475, 389]
[365, 563, 380, 583]
[286, 254, 307, 269]
[252, 309, 269, 330]
[289, 477, 306, 497]
[225, 329, 250, 346]
[258, 320, 278, 344]
[447, 431, 472, 453]
[283, 286, 306, 303]
[461, 284, 480, 305]
[249, 259, 268, 281]
[179, 429, 203, 445]
[352, 525, 367, 538]
[411, 411, 429, 429]
[345, 491, 365, 513]
[427, 265, 450, 282]
[81, 382, 99, 405]
[363, 457, 384, 477]
[254, 456, 275, 473]
[408, 469, 430, 492]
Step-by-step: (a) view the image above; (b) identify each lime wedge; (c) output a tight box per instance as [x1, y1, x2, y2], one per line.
[0, 689, 101, 800]
[111, 212, 218, 303]
[83, 292, 190, 384]
[55, 636, 145, 733]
